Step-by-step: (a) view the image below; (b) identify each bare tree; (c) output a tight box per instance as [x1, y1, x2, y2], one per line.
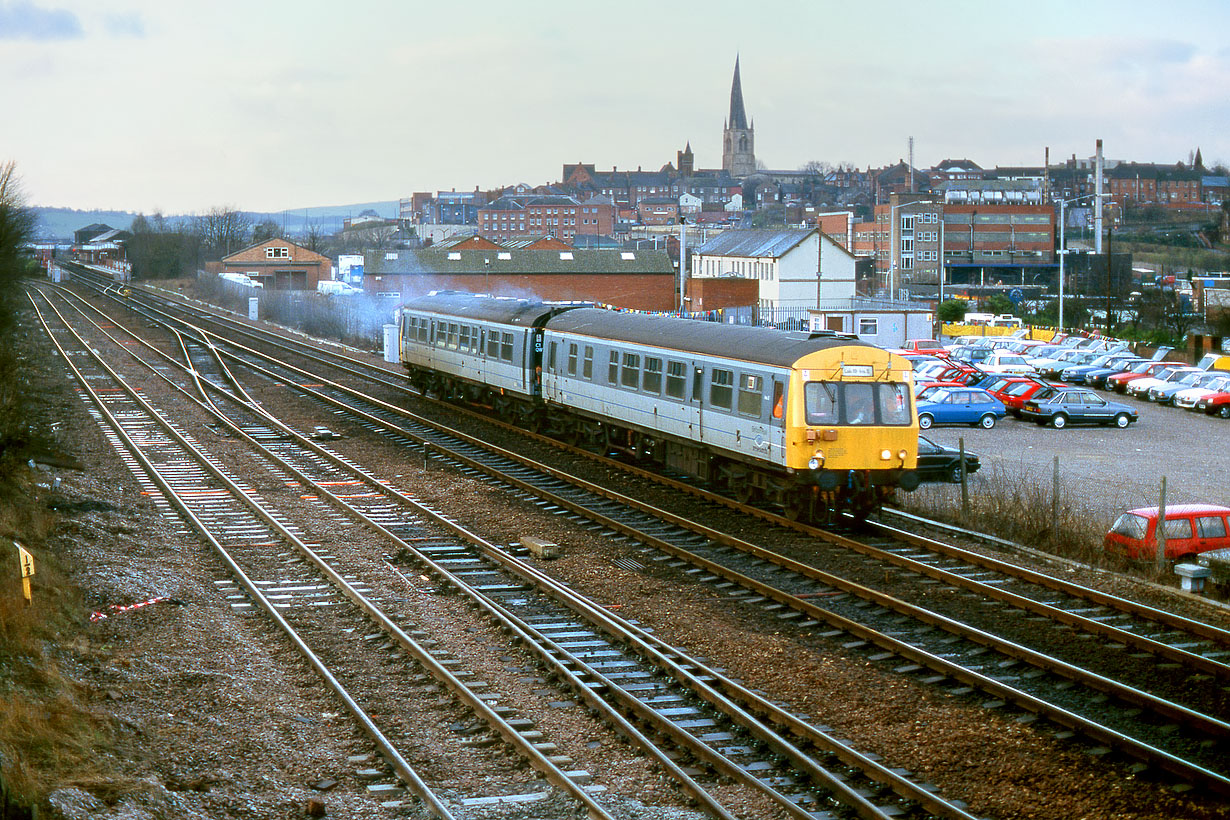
[251, 219, 282, 245]
[197, 206, 252, 260]
[300, 218, 325, 253]
[0, 161, 36, 272]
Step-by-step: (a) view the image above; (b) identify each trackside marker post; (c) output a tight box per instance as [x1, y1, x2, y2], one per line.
[15, 542, 34, 606]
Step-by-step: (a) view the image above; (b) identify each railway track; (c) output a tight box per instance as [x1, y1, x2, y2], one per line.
[35, 284, 995, 819]
[55, 269, 1230, 800]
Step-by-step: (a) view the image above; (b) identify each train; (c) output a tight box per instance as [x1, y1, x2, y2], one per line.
[398, 291, 920, 521]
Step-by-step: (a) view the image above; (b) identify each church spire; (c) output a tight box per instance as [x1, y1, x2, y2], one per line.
[728, 55, 749, 130]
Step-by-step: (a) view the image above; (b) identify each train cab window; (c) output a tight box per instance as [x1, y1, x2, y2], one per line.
[547, 341, 557, 371]
[709, 369, 733, 410]
[621, 353, 640, 388]
[643, 357, 662, 394]
[500, 332, 514, 362]
[844, 382, 876, 424]
[878, 384, 911, 425]
[804, 382, 838, 424]
[738, 374, 763, 417]
[567, 344, 578, 376]
[583, 346, 594, 379]
[487, 331, 500, 359]
[608, 351, 619, 384]
[666, 361, 687, 399]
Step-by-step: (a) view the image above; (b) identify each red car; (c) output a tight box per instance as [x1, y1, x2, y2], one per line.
[1104, 361, 1182, 394]
[1195, 389, 1230, 418]
[902, 339, 949, 356]
[984, 376, 1058, 418]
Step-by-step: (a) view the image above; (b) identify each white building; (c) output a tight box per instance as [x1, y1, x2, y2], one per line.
[690, 228, 856, 322]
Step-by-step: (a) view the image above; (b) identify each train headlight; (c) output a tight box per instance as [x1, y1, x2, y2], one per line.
[808, 451, 824, 470]
[898, 449, 908, 461]
[880, 449, 892, 461]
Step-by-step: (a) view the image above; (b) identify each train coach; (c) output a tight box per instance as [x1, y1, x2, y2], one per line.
[399, 292, 920, 521]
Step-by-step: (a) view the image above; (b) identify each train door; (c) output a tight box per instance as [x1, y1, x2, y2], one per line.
[527, 328, 544, 397]
[693, 364, 705, 440]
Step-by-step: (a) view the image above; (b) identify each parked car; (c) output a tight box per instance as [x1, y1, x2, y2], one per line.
[1194, 388, 1230, 418]
[1105, 504, 1230, 561]
[1150, 371, 1229, 405]
[916, 435, 982, 483]
[1083, 356, 1150, 389]
[978, 351, 1039, 376]
[1126, 366, 1202, 399]
[1059, 352, 1133, 384]
[1018, 388, 1138, 428]
[902, 339, 948, 355]
[946, 344, 994, 366]
[915, 387, 1007, 429]
[1035, 349, 1101, 379]
[987, 377, 1059, 417]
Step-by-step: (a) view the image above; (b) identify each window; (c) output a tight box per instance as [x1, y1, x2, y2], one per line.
[738, 374, 763, 416]
[643, 357, 662, 394]
[500, 332, 513, 362]
[1163, 518, 1193, 539]
[418, 321, 428, 343]
[459, 325, 471, 351]
[448, 252, 461, 260]
[435, 324, 447, 347]
[666, 361, 687, 399]
[498, 252, 511, 260]
[547, 341, 557, 372]
[621, 353, 641, 388]
[583, 346, 593, 379]
[900, 238, 913, 254]
[1196, 515, 1228, 538]
[608, 351, 619, 384]
[805, 382, 910, 426]
[447, 322, 458, 349]
[266, 246, 290, 259]
[487, 331, 500, 359]
[709, 369, 733, 409]
[858, 317, 878, 335]
[567, 343, 578, 376]
[900, 215, 915, 232]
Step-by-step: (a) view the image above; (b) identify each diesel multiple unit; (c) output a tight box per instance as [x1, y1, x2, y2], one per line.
[399, 292, 920, 520]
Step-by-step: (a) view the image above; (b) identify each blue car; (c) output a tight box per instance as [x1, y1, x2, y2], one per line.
[916, 387, 1007, 429]
[1061, 353, 1137, 385]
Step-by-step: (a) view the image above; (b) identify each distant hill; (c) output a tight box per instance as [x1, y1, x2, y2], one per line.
[32, 200, 400, 242]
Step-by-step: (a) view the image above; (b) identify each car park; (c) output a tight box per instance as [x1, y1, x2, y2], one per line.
[915, 387, 1006, 429]
[1105, 504, 1230, 561]
[916, 435, 981, 483]
[1018, 388, 1138, 428]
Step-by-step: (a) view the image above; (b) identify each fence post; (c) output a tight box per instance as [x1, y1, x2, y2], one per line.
[1155, 477, 1168, 570]
[1052, 456, 1060, 547]
[959, 437, 969, 519]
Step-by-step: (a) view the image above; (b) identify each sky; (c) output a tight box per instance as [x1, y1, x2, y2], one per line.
[3, 0, 1229, 215]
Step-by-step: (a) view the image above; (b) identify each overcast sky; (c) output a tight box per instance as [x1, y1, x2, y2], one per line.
[4, 0, 1229, 215]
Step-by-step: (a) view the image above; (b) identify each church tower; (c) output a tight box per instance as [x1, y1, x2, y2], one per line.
[722, 56, 756, 178]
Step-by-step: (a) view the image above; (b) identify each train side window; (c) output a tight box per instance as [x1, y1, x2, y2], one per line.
[583, 346, 594, 379]
[621, 353, 640, 388]
[459, 325, 471, 351]
[567, 343, 578, 376]
[738, 374, 763, 417]
[710, 369, 733, 410]
[418, 320, 428, 343]
[487, 330, 499, 359]
[666, 361, 686, 399]
[643, 357, 662, 394]
[500, 332, 514, 362]
[772, 381, 784, 419]
[447, 323, 459, 349]
[435, 323, 447, 347]
[547, 341, 557, 371]
[608, 351, 619, 384]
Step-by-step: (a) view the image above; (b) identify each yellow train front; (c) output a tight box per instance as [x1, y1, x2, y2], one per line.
[540, 309, 919, 522]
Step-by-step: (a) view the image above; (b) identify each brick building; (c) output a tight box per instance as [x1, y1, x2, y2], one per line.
[477, 194, 615, 242]
[220, 238, 331, 291]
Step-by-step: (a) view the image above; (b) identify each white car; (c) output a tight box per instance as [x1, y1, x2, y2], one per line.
[979, 352, 1038, 376]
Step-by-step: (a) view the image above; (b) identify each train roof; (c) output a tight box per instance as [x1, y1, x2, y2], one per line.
[547, 308, 875, 367]
[400, 291, 585, 326]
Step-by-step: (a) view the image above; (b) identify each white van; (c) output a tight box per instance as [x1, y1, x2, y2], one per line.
[317, 280, 361, 296]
